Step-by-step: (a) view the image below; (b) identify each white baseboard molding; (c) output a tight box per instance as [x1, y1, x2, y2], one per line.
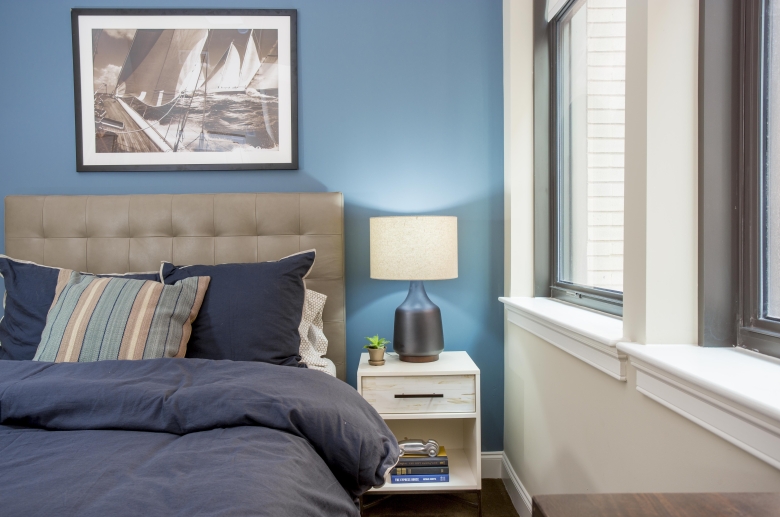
[501, 452, 533, 517]
[481, 451, 504, 479]
[481, 452, 532, 516]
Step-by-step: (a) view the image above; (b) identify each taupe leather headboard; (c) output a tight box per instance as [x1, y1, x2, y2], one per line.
[4, 193, 346, 380]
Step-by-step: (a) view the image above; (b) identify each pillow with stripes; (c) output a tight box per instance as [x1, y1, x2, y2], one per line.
[0, 255, 159, 361]
[33, 269, 210, 363]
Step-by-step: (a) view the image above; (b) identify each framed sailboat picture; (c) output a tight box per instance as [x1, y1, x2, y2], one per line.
[71, 9, 298, 171]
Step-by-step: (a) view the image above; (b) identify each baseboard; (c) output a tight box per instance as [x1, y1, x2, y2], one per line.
[501, 453, 532, 517]
[479, 452, 532, 516]
[481, 451, 504, 478]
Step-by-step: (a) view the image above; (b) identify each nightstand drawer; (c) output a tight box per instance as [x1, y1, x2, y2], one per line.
[361, 375, 476, 414]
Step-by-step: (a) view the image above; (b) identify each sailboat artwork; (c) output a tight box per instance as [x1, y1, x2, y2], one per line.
[94, 27, 279, 153]
[73, 9, 298, 171]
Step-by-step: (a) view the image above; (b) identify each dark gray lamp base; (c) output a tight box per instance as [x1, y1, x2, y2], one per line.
[393, 281, 444, 362]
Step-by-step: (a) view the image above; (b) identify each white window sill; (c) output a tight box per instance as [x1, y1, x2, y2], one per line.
[617, 342, 780, 470]
[499, 297, 627, 381]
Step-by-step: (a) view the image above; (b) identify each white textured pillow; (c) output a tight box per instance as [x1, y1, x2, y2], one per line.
[299, 289, 331, 374]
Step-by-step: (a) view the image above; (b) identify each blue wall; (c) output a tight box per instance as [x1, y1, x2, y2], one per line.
[0, 0, 505, 451]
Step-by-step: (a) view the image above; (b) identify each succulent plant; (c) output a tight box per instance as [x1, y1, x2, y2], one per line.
[363, 335, 391, 349]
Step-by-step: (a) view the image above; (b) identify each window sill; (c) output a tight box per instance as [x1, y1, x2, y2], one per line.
[617, 343, 780, 470]
[499, 297, 626, 381]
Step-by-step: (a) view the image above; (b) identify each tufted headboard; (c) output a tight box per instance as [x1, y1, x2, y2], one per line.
[4, 193, 346, 380]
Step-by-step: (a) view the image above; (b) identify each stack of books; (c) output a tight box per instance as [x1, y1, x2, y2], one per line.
[390, 446, 449, 483]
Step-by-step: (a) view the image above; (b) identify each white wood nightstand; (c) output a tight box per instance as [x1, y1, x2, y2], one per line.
[357, 351, 481, 513]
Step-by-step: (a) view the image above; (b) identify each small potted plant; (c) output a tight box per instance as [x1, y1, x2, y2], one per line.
[364, 335, 390, 366]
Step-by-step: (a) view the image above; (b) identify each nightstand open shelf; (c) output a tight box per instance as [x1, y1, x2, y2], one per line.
[357, 351, 481, 499]
[374, 448, 478, 492]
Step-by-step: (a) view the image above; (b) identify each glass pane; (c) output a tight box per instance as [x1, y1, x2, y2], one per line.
[558, 0, 626, 292]
[766, 0, 780, 318]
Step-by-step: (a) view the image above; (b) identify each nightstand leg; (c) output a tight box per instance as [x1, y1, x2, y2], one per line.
[477, 489, 482, 517]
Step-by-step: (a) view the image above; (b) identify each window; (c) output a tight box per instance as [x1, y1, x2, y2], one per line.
[767, 1, 780, 319]
[740, 0, 780, 358]
[550, 0, 626, 316]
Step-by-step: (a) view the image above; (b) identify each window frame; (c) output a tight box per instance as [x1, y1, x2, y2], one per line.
[549, 0, 624, 317]
[739, 0, 780, 358]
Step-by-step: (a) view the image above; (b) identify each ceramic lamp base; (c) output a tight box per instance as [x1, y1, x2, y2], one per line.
[393, 281, 445, 362]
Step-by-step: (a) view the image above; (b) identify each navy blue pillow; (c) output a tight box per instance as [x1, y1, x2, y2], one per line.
[0, 256, 159, 361]
[160, 251, 315, 366]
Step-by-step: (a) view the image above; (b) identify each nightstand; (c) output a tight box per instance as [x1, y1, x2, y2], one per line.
[357, 351, 481, 514]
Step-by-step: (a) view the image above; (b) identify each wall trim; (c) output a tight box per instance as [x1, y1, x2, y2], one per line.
[481, 451, 532, 516]
[619, 343, 780, 471]
[501, 297, 627, 381]
[502, 452, 532, 517]
[481, 451, 504, 479]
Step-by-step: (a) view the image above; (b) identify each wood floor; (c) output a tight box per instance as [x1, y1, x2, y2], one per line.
[362, 479, 520, 517]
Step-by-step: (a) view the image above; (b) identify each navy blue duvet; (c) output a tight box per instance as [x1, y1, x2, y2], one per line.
[0, 359, 399, 516]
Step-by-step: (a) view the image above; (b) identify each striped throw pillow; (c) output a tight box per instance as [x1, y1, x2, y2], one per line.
[33, 270, 210, 363]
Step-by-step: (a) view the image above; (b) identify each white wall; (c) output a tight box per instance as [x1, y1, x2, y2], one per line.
[504, 323, 780, 494]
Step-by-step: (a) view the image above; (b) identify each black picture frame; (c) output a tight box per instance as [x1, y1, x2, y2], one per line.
[71, 8, 298, 172]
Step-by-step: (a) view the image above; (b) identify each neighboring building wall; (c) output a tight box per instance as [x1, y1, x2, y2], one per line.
[587, 0, 625, 291]
[504, 325, 780, 497]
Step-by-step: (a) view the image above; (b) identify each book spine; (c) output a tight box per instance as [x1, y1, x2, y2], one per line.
[392, 467, 450, 475]
[391, 474, 450, 483]
[396, 459, 449, 467]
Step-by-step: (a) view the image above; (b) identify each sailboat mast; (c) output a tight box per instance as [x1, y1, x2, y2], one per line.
[200, 29, 210, 150]
[243, 30, 252, 84]
[174, 33, 210, 152]
[247, 29, 253, 54]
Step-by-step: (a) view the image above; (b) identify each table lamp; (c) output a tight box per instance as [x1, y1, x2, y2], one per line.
[370, 216, 458, 362]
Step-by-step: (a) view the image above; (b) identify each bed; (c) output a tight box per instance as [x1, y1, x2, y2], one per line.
[0, 193, 398, 516]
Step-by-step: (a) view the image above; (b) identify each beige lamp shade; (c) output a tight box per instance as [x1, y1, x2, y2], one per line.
[370, 216, 458, 280]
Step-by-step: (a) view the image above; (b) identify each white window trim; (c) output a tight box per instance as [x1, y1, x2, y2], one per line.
[617, 343, 780, 470]
[500, 296, 627, 381]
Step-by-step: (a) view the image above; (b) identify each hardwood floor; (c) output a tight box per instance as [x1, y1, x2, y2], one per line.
[533, 493, 780, 517]
[362, 479, 520, 517]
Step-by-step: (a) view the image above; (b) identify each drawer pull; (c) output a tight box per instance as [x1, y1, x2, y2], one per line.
[394, 393, 444, 399]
